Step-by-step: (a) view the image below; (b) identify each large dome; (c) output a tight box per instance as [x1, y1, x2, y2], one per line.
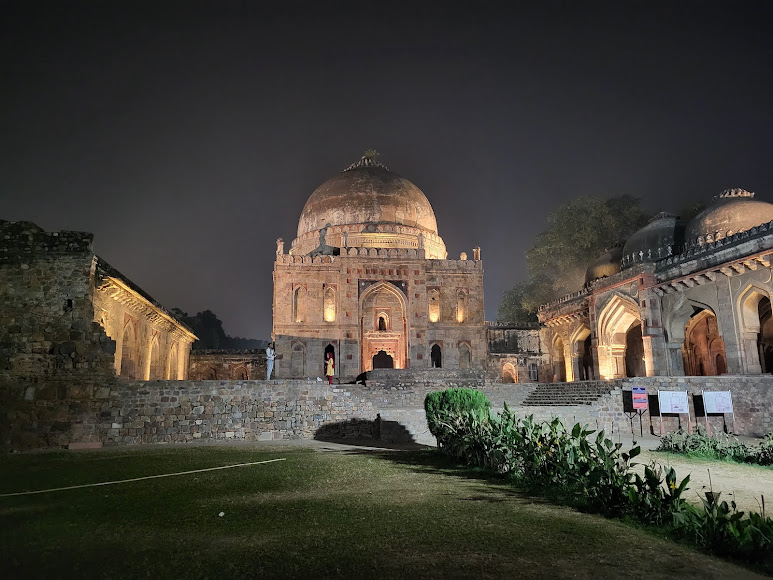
[297, 156, 438, 238]
[685, 189, 773, 244]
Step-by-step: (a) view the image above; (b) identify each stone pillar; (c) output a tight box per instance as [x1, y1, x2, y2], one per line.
[715, 274, 745, 374]
[569, 351, 581, 382]
[591, 336, 602, 381]
[666, 341, 685, 376]
[610, 345, 627, 378]
[741, 331, 763, 374]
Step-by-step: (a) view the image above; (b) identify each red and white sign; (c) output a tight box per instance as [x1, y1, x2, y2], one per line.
[632, 387, 648, 410]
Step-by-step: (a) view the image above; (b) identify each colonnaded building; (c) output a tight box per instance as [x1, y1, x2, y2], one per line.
[271, 155, 487, 378]
[539, 188, 773, 382]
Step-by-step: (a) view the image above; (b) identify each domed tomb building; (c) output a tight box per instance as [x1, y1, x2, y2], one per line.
[539, 189, 773, 381]
[272, 155, 486, 378]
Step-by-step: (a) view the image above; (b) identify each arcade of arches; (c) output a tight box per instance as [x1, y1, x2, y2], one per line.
[539, 187, 773, 382]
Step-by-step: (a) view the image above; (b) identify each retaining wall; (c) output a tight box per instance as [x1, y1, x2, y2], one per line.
[3, 373, 773, 451]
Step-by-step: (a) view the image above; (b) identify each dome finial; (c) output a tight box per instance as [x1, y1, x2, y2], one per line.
[344, 149, 388, 171]
[718, 188, 754, 199]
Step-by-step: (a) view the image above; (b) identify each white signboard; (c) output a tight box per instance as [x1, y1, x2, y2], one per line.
[703, 391, 734, 414]
[658, 390, 689, 414]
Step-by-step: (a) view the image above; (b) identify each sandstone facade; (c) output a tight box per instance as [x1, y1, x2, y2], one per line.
[272, 155, 487, 378]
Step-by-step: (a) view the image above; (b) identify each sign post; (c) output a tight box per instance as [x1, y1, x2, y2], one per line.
[632, 386, 647, 437]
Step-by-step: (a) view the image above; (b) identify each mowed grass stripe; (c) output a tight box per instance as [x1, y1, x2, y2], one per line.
[0, 446, 763, 579]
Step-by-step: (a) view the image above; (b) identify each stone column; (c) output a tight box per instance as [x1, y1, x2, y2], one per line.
[666, 341, 685, 376]
[569, 351, 581, 382]
[715, 274, 746, 374]
[609, 344, 627, 379]
[741, 331, 763, 374]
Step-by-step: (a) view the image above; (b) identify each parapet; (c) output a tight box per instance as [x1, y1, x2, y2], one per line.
[0, 220, 94, 259]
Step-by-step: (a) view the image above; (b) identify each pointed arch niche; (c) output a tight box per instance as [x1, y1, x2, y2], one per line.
[597, 295, 645, 379]
[323, 286, 336, 322]
[682, 309, 727, 376]
[119, 319, 138, 379]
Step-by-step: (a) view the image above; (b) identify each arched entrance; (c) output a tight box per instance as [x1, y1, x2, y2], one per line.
[625, 324, 645, 377]
[759, 297, 773, 373]
[502, 362, 516, 383]
[373, 350, 394, 369]
[682, 309, 726, 376]
[430, 344, 442, 368]
[597, 295, 645, 379]
[738, 287, 773, 374]
[360, 282, 407, 371]
[570, 326, 594, 381]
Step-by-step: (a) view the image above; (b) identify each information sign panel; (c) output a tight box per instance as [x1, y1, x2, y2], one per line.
[703, 391, 733, 414]
[658, 390, 689, 414]
[632, 387, 648, 410]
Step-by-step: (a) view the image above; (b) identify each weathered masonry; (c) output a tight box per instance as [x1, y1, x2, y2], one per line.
[0, 220, 197, 448]
[539, 189, 773, 382]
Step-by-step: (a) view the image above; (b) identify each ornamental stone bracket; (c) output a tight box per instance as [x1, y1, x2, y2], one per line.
[97, 277, 197, 342]
[653, 253, 772, 296]
[543, 311, 585, 328]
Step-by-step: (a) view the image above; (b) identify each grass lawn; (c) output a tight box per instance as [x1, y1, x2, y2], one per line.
[0, 444, 765, 579]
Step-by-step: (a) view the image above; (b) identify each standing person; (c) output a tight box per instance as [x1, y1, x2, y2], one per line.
[266, 342, 275, 380]
[325, 352, 335, 385]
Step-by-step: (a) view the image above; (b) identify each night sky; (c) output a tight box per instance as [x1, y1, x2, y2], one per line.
[3, 1, 772, 339]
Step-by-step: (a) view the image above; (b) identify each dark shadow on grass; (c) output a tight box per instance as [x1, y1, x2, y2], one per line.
[331, 445, 554, 504]
[314, 417, 425, 450]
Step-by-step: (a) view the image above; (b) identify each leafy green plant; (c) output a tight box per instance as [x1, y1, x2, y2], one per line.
[424, 394, 773, 563]
[629, 462, 691, 526]
[657, 426, 750, 463]
[750, 433, 773, 466]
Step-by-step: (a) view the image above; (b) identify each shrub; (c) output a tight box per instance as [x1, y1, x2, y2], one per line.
[424, 388, 491, 447]
[750, 433, 773, 466]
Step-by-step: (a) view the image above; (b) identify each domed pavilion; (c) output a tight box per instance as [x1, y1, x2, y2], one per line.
[272, 154, 486, 379]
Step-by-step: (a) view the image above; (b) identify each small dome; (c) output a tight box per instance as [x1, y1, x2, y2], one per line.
[685, 189, 773, 245]
[621, 212, 680, 266]
[585, 246, 623, 285]
[297, 156, 438, 239]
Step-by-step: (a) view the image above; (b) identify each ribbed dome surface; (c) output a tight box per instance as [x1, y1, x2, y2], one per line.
[685, 189, 773, 243]
[297, 157, 438, 238]
[622, 212, 679, 264]
[585, 246, 623, 285]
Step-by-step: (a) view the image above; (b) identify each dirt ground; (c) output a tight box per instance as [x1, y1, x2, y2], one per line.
[610, 431, 773, 515]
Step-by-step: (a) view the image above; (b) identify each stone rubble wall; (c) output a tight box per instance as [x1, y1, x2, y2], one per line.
[0, 221, 117, 387]
[3, 373, 773, 451]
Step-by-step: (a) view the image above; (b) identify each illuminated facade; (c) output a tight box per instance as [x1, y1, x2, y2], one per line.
[272, 155, 486, 378]
[539, 189, 773, 381]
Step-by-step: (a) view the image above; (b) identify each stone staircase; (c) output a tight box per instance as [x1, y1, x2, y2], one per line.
[521, 381, 614, 406]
